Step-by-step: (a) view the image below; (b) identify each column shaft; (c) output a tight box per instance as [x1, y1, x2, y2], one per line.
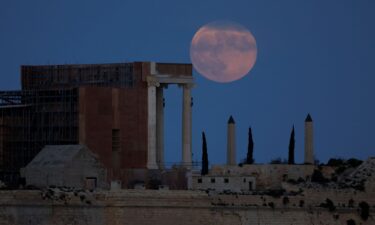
[227, 123, 236, 165]
[182, 85, 192, 168]
[147, 84, 158, 169]
[304, 122, 314, 164]
[156, 86, 164, 169]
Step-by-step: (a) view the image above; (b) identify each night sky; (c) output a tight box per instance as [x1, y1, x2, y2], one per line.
[1, 1, 374, 166]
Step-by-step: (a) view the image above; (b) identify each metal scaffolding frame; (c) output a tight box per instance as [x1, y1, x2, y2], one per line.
[21, 63, 134, 90]
[0, 63, 136, 185]
[0, 89, 79, 184]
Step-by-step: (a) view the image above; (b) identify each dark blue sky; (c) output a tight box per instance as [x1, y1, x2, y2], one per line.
[1, 0, 374, 165]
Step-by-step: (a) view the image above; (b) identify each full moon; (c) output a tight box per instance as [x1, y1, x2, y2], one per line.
[190, 21, 257, 83]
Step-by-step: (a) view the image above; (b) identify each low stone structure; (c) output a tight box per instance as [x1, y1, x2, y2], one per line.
[191, 174, 256, 192]
[21, 145, 107, 189]
[208, 164, 316, 190]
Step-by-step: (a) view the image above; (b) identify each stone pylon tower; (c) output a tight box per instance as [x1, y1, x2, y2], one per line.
[304, 114, 314, 164]
[227, 116, 236, 166]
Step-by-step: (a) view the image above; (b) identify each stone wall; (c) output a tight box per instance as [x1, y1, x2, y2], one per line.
[22, 145, 107, 189]
[0, 190, 373, 225]
[191, 175, 256, 192]
[210, 164, 316, 189]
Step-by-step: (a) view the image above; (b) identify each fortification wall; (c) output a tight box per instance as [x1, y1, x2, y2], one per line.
[0, 190, 373, 225]
[208, 164, 341, 191]
[210, 164, 316, 189]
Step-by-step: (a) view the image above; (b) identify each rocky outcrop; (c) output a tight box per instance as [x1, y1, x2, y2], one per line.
[339, 157, 375, 190]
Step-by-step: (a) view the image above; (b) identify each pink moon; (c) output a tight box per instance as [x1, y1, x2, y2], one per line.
[190, 21, 257, 83]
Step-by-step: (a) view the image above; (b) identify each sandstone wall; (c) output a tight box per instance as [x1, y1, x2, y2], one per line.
[210, 164, 316, 189]
[191, 175, 256, 192]
[0, 190, 372, 225]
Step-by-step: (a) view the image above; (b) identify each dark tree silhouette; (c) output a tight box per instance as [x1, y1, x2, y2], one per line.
[201, 132, 209, 175]
[288, 126, 295, 164]
[359, 201, 370, 221]
[246, 127, 254, 164]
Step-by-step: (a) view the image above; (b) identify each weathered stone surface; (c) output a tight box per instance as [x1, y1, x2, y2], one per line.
[0, 190, 373, 225]
[22, 145, 107, 189]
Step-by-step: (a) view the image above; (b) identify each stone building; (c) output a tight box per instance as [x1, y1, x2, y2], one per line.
[22, 145, 107, 189]
[190, 174, 256, 192]
[0, 62, 194, 186]
[191, 114, 317, 191]
[204, 164, 315, 190]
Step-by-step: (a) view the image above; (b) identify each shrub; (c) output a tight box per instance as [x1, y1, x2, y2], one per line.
[287, 179, 297, 184]
[347, 158, 363, 168]
[327, 158, 345, 167]
[326, 198, 336, 212]
[320, 198, 336, 212]
[327, 158, 363, 175]
[358, 201, 370, 221]
[311, 169, 329, 183]
[335, 166, 347, 175]
[346, 219, 356, 225]
[148, 179, 161, 190]
[270, 157, 282, 164]
[268, 202, 275, 209]
[265, 189, 285, 198]
[352, 179, 365, 191]
[348, 199, 354, 208]
[282, 196, 289, 205]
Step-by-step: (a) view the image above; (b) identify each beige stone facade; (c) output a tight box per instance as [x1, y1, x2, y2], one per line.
[191, 174, 256, 192]
[22, 145, 107, 189]
[0, 190, 373, 225]
[209, 164, 315, 190]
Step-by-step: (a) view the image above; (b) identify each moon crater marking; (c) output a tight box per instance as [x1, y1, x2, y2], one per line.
[190, 21, 257, 83]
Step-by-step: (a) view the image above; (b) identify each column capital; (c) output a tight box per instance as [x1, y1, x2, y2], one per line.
[178, 83, 195, 89]
[182, 82, 193, 169]
[146, 76, 160, 87]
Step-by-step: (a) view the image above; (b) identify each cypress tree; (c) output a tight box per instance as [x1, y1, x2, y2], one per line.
[288, 125, 295, 164]
[201, 132, 209, 175]
[246, 127, 254, 164]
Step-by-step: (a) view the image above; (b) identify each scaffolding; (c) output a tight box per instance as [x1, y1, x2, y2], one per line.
[0, 89, 79, 184]
[0, 63, 136, 185]
[21, 63, 134, 90]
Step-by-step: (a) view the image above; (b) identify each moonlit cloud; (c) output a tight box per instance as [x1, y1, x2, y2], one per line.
[190, 21, 257, 83]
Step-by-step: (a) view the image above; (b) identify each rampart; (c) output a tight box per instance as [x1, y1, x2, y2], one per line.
[0, 189, 373, 225]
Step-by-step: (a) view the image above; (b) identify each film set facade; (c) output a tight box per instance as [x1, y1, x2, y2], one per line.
[0, 62, 193, 186]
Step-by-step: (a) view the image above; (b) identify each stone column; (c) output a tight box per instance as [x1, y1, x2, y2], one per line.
[227, 116, 236, 166]
[304, 114, 314, 164]
[182, 84, 193, 168]
[147, 81, 159, 169]
[156, 85, 164, 169]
